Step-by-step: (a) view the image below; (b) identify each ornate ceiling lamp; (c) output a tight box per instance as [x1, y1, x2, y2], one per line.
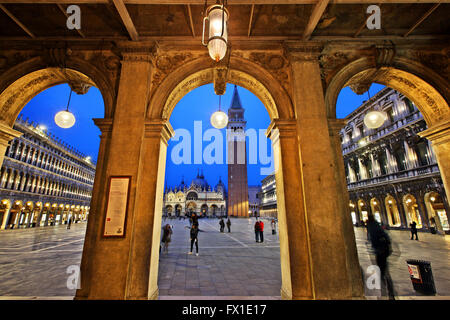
[202, 0, 229, 62]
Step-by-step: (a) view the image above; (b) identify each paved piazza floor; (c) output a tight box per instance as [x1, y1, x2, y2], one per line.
[0, 217, 448, 299]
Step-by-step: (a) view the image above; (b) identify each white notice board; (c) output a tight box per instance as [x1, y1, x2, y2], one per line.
[103, 176, 131, 237]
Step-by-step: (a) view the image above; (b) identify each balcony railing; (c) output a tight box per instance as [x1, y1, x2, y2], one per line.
[342, 111, 424, 155]
[347, 163, 440, 190]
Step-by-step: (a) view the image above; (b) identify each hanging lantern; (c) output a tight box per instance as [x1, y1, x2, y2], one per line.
[210, 95, 228, 129]
[55, 88, 76, 129]
[202, 2, 229, 62]
[363, 110, 386, 129]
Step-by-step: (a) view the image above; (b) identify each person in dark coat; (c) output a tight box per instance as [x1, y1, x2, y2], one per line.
[219, 218, 225, 232]
[367, 213, 395, 299]
[255, 219, 262, 242]
[410, 221, 419, 240]
[226, 218, 231, 233]
[189, 224, 199, 256]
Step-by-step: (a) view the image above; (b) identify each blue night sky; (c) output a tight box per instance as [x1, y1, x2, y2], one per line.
[19, 82, 385, 188]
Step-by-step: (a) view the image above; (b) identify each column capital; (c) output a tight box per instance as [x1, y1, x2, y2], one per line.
[283, 42, 323, 63]
[118, 42, 158, 65]
[144, 119, 174, 145]
[418, 120, 450, 146]
[328, 118, 347, 136]
[0, 121, 22, 147]
[266, 119, 297, 141]
[93, 118, 113, 136]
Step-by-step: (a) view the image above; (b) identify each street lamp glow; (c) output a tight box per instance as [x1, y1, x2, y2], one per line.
[55, 110, 76, 129]
[364, 110, 386, 129]
[210, 110, 228, 129]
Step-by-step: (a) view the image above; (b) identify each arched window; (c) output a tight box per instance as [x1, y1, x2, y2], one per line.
[186, 192, 198, 200]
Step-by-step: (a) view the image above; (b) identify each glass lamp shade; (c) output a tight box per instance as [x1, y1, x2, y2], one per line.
[54, 110, 76, 129]
[363, 110, 386, 129]
[205, 5, 228, 62]
[210, 110, 228, 129]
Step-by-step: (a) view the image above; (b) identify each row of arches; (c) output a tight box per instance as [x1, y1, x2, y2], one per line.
[0, 40, 448, 300]
[0, 199, 90, 229]
[350, 191, 449, 233]
[164, 203, 226, 217]
[7, 136, 95, 184]
[0, 167, 92, 201]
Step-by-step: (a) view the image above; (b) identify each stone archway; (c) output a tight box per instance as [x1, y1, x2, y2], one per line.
[144, 55, 317, 301]
[325, 57, 450, 204]
[0, 57, 115, 168]
[76, 46, 365, 301]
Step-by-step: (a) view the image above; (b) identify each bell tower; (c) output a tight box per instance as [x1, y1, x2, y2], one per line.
[226, 85, 249, 217]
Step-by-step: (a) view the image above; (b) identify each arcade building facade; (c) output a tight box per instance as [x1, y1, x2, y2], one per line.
[341, 88, 450, 234]
[163, 173, 226, 217]
[0, 115, 95, 229]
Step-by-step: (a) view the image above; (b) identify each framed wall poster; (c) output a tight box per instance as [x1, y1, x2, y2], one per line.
[103, 176, 131, 237]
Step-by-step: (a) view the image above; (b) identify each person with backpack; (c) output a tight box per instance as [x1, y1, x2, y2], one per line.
[367, 213, 395, 299]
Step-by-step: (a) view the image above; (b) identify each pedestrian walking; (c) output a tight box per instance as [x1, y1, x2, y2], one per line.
[271, 219, 276, 235]
[67, 217, 72, 230]
[226, 218, 231, 233]
[161, 224, 173, 254]
[367, 213, 395, 299]
[219, 218, 225, 232]
[410, 221, 419, 240]
[188, 224, 199, 256]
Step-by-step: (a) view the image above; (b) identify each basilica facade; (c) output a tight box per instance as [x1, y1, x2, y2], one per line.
[163, 172, 226, 217]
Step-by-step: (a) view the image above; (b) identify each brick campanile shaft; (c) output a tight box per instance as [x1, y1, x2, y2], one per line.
[227, 85, 249, 217]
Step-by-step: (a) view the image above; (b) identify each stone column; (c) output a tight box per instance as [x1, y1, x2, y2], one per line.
[75, 48, 156, 300]
[125, 120, 173, 300]
[419, 120, 450, 206]
[0, 122, 21, 167]
[328, 119, 365, 298]
[266, 119, 314, 300]
[286, 44, 355, 299]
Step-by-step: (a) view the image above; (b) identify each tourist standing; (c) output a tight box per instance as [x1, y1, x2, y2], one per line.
[259, 219, 264, 243]
[255, 219, 261, 242]
[189, 224, 199, 256]
[219, 218, 225, 233]
[226, 218, 231, 233]
[410, 221, 419, 240]
[161, 224, 173, 254]
[271, 219, 276, 235]
[67, 217, 72, 230]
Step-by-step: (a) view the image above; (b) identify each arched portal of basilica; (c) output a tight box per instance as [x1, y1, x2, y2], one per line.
[0, 1, 448, 301]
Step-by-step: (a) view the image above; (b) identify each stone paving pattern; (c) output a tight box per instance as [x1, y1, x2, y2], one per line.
[0, 218, 448, 299]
